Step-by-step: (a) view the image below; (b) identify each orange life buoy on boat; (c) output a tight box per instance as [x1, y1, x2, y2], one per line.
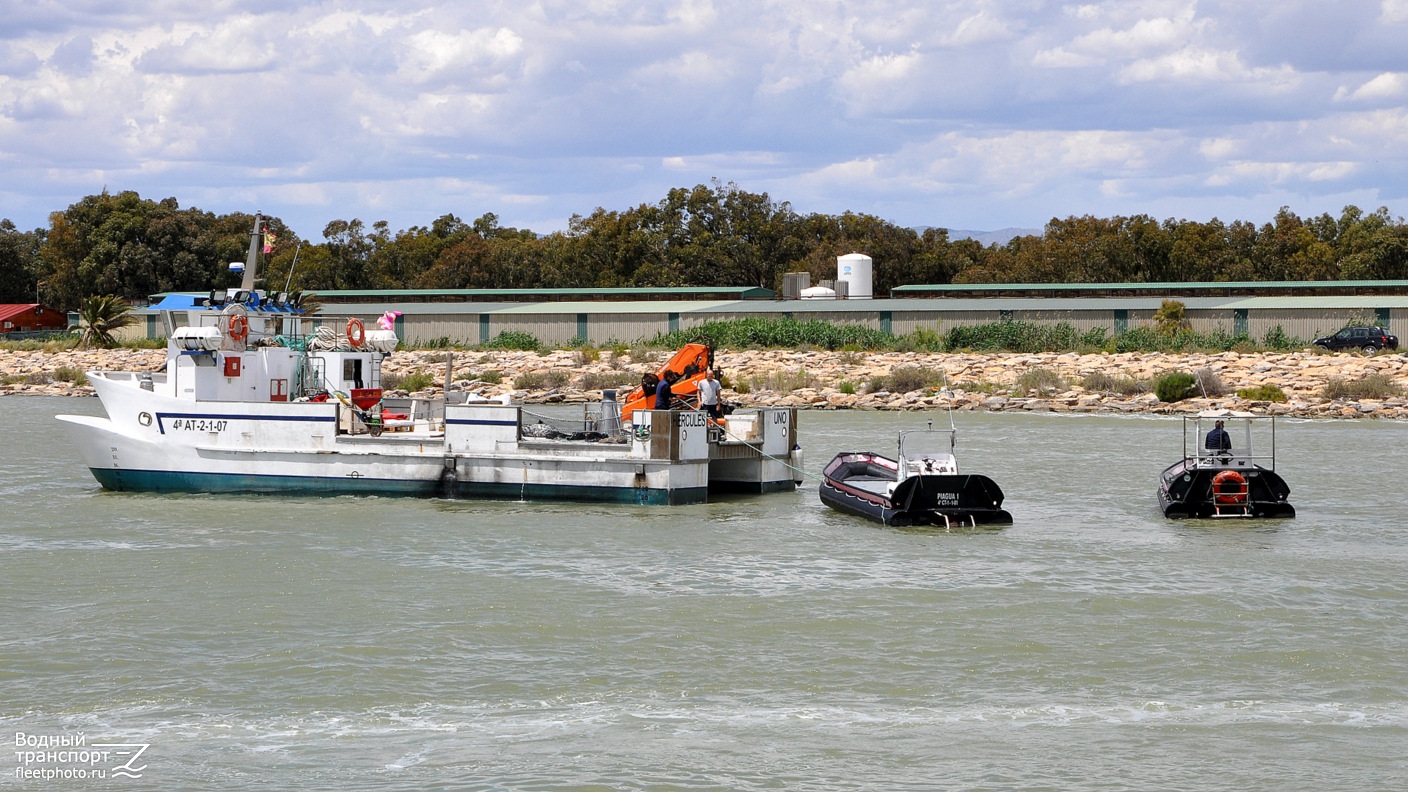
[1212, 469, 1248, 504]
[346, 317, 366, 348]
[227, 314, 249, 342]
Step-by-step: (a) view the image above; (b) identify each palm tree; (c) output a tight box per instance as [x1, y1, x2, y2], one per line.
[295, 291, 322, 315]
[1153, 299, 1190, 336]
[77, 294, 136, 348]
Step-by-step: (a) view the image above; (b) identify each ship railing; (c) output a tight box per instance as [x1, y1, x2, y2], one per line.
[1190, 448, 1273, 470]
[382, 396, 441, 423]
[520, 406, 628, 441]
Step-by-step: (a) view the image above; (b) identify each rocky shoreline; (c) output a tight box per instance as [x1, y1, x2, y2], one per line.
[5, 346, 1408, 419]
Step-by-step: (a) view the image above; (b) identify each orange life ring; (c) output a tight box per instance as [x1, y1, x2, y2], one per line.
[227, 314, 249, 342]
[346, 317, 366, 348]
[1212, 469, 1248, 504]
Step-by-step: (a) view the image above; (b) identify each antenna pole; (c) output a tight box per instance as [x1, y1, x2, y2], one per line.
[284, 241, 304, 293]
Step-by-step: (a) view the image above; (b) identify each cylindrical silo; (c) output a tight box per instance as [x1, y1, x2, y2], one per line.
[836, 253, 873, 299]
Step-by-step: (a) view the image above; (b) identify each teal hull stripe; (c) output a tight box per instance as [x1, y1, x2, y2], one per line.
[93, 468, 432, 495]
[89, 468, 705, 505]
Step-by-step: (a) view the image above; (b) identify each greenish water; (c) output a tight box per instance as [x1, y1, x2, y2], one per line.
[3, 397, 1406, 790]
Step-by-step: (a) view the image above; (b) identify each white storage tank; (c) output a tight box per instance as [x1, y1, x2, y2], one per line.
[837, 252, 873, 299]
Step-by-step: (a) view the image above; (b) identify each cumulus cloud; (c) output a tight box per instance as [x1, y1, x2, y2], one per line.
[835, 49, 924, 114]
[1334, 72, 1408, 102]
[0, 0, 1403, 237]
[939, 11, 1012, 47]
[399, 27, 524, 86]
[1207, 160, 1358, 188]
[0, 42, 42, 77]
[135, 18, 281, 74]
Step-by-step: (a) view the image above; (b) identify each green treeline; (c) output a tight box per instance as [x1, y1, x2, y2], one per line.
[3, 181, 1407, 312]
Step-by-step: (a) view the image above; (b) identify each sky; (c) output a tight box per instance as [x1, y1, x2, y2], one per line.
[2, 0, 1408, 241]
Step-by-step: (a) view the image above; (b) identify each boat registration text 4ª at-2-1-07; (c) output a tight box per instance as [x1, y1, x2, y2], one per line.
[167, 418, 230, 432]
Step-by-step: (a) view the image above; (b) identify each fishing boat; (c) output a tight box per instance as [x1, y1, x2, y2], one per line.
[1156, 410, 1294, 519]
[56, 214, 801, 504]
[819, 419, 1012, 528]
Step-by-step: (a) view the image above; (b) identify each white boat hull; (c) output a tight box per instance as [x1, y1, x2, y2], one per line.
[56, 371, 796, 505]
[57, 413, 713, 505]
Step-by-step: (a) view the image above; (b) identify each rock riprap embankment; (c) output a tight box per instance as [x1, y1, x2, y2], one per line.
[5, 347, 1407, 418]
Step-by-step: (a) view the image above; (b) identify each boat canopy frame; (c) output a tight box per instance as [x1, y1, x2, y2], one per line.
[1180, 410, 1277, 471]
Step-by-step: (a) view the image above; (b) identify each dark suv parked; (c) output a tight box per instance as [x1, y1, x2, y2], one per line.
[1312, 326, 1399, 354]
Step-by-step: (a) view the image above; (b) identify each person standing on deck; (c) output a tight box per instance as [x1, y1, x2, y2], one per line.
[697, 368, 724, 420]
[655, 372, 676, 410]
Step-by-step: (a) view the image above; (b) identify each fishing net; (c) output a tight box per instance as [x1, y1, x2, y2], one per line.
[519, 407, 625, 442]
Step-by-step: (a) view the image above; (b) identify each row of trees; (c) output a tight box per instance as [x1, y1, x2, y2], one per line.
[3, 183, 1407, 312]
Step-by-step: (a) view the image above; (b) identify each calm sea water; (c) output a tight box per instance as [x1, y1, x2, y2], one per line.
[3, 396, 1406, 791]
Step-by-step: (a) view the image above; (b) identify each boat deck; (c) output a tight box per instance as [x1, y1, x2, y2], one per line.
[838, 476, 894, 496]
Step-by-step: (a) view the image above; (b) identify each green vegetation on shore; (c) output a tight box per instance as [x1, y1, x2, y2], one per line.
[651, 317, 1319, 355]
[1, 315, 1385, 357]
[1323, 373, 1404, 400]
[5, 186, 1407, 313]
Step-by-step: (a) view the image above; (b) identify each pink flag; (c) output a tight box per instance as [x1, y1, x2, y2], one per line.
[262, 230, 276, 254]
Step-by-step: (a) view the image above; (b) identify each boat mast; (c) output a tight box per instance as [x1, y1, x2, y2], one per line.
[239, 212, 262, 294]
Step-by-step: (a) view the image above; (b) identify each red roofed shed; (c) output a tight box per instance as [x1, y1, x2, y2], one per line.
[0, 304, 69, 334]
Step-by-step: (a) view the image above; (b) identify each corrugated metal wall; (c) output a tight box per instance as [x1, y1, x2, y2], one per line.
[783, 312, 883, 330]
[401, 314, 480, 345]
[1244, 309, 1397, 344]
[493, 315, 577, 345]
[928, 311, 1004, 329]
[136, 304, 1400, 346]
[1185, 311, 1235, 335]
[590, 315, 674, 344]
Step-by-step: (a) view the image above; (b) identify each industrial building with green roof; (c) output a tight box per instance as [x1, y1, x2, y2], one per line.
[135, 281, 1408, 347]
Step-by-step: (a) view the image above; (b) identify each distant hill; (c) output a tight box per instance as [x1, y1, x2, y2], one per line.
[913, 227, 1041, 245]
